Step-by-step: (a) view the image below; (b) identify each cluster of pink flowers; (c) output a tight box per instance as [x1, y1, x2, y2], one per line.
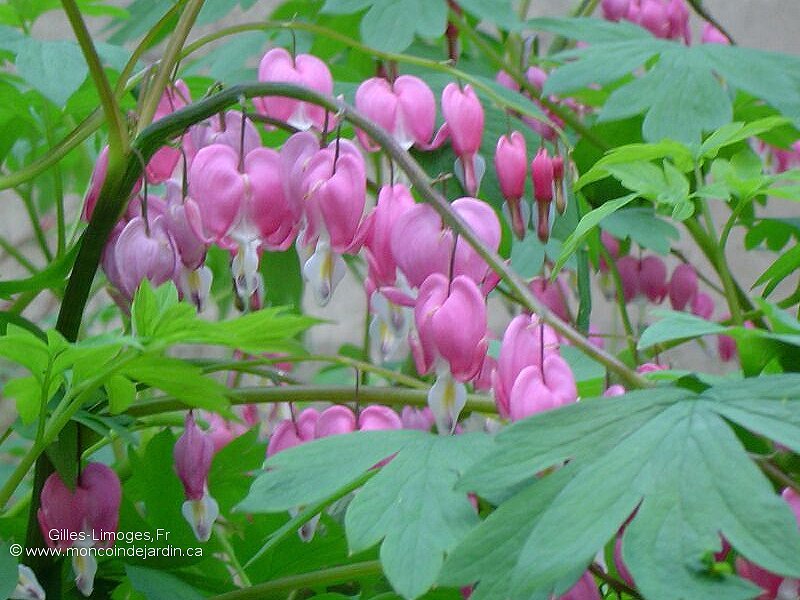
[601, 0, 691, 42]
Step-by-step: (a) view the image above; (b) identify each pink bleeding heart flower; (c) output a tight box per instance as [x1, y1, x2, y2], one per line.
[355, 75, 436, 151]
[390, 199, 501, 297]
[602, 0, 632, 21]
[203, 412, 249, 453]
[472, 347, 496, 392]
[391, 203, 453, 292]
[638, 0, 671, 38]
[441, 83, 485, 195]
[255, 48, 333, 130]
[401, 406, 435, 431]
[637, 362, 668, 374]
[604, 384, 626, 397]
[83, 146, 143, 222]
[691, 291, 715, 320]
[413, 273, 488, 432]
[559, 571, 601, 600]
[38, 463, 121, 596]
[413, 273, 488, 381]
[174, 412, 219, 542]
[364, 184, 416, 295]
[187, 110, 261, 164]
[507, 353, 577, 421]
[530, 276, 571, 322]
[163, 181, 207, 271]
[532, 147, 555, 242]
[110, 214, 179, 301]
[702, 22, 730, 45]
[666, 0, 691, 43]
[668, 264, 698, 311]
[552, 153, 569, 215]
[267, 408, 320, 456]
[492, 313, 560, 419]
[300, 139, 369, 305]
[718, 332, 737, 362]
[495, 70, 520, 92]
[495, 131, 528, 239]
[615, 255, 641, 302]
[147, 80, 191, 184]
[83, 145, 109, 221]
[315, 405, 402, 437]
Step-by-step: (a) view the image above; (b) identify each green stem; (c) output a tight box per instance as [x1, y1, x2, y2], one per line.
[126, 385, 496, 418]
[210, 561, 383, 600]
[114, 0, 188, 98]
[685, 0, 736, 44]
[687, 212, 743, 325]
[215, 524, 252, 588]
[201, 354, 429, 390]
[0, 236, 37, 274]
[600, 245, 639, 362]
[136, 0, 205, 132]
[61, 0, 128, 158]
[19, 188, 52, 262]
[42, 110, 67, 257]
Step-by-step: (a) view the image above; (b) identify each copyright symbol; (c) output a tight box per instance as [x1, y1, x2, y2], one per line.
[9, 543, 22, 557]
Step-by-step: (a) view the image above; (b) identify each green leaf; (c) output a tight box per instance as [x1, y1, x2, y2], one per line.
[237, 430, 418, 512]
[15, 38, 88, 106]
[753, 243, 800, 297]
[345, 434, 493, 599]
[321, 0, 374, 12]
[360, 0, 447, 52]
[0, 541, 16, 600]
[601, 47, 732, 144]
[638, 310, 727, 349]
[122, 355, 229, 412]
[440, 466, 579, 600]
[552, 193, 637, 275]
[240, 431, 492, 599]
[453, 380, 800, 599]
[600, 207, 679, 255]
[126, 565, 204, 600]
[576, 140, 694, 189]
[458, 0, 519, 30]
[699, 117, 789, 160]
[105, 374, 137, 414]
[530, 16, 655, 44]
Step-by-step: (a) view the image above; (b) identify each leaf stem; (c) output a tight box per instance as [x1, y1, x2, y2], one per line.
[136, 0, 205, 133]
[243, 470, 377, 569]
[599, 245, 639, 362]
[61, 0, 128, 158]
[685, 0, 736, 45]
[210, 561, 383, 600]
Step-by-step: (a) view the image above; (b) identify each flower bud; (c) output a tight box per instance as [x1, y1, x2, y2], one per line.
[174, 412, 219, 542]
[441, 83, 485, 195]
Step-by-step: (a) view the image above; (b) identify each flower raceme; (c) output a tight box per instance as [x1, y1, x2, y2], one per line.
[37, 463, 122, 597]
[174, 412, 219, 542]
[355, 75, 436, 151]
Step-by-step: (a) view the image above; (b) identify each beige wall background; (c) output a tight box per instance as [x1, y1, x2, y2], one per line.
[3, 0, 800, 379]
